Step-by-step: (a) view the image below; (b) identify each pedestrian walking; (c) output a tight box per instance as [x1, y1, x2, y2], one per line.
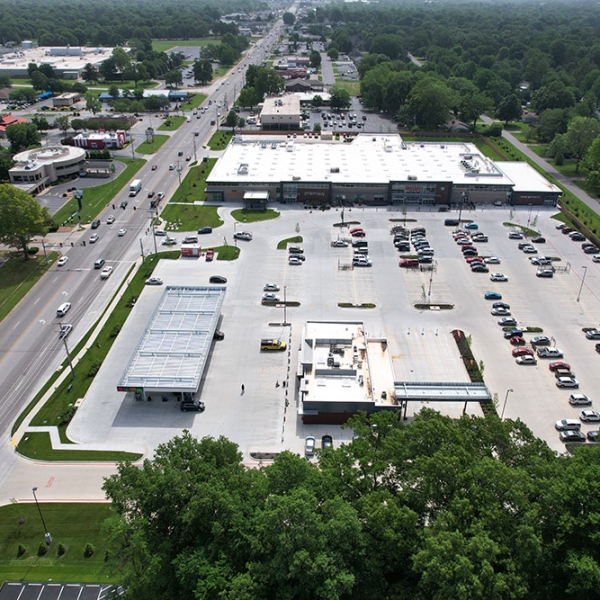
[241, 384, 245, 394]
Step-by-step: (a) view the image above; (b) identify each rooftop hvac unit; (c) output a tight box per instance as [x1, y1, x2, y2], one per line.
[407, 175, 417, 181]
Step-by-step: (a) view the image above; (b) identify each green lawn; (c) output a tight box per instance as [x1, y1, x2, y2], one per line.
[277, 236, 303, 249]
[0, 252, 58, 322]
[207, 131, 233, 150]
[214, 245, 240, 260]
[160, 204, 223, 232]
[183, 94, 207, 110]
[167, 158, 216, 204]
[0, 502, 118, 583]
[52, 158, 145, 226]
[135, 134, 169, 155]
[231, 208, 280, 223]
[158, 116, 186, 131]
[529, 145, 548, 158]
[152, 39, 220, 53]
[334, 80, 360, 96]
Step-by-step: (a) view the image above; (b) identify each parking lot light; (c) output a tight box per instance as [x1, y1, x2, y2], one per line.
[32, 487, 52, 545]
[501, 388, 514, 420]
[577, 266, 588, 303]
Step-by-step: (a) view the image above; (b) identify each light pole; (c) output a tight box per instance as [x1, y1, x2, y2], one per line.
[500, 388, 514, 420]
[577, 266, 588, 303]
[32, 487, 52, 545]
[283, 285, 288, 326]
[458, 191, 467, 226]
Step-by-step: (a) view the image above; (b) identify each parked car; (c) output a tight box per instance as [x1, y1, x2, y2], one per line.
[531, 336, 551, 346]
[233, 231, 253, 241]
[262, 293, 280, 302]
[331, 240, 348, 247]
[536, 269, 554, 278]
[304, 436, 316, 457]
[569, 394, 592, 406]
[504, 329, 523, 339]
[264, 283, 280, 292]
[508, 231, 524, 239]
[490, 273, 508, 281]
[154, 230, 167, 237]
[559, 430, 587, 443]
[288, 246, 304, 254]
[513, 347, 533, 357]
[145, 277, 163, 285]
[556, 377, 580, 388]
[484, 291, 502, 300]
[531, 236, 546, 243]
[555, 419, 581, 431]
[498, 317, 517, 327]
[464, 222, 479, 229]
[585, 329, 600, 340]
[321, 435, 333, 450]
[289, 256, 303, 265]
[537, 347, 563, 358]
[209, 275, 227, 284]
[510, 336, 526, 346]
[549, 361, 571, 372]
[580, 410, 600, 422]
[471, 264, 489, 272]
[493, 302, 510, 309]
[400, 259, 419, 268]
[180, 399, 205, 412]
[492, 307, 511, 316]
[484, 257, 501, 264]
[587, 431, 599, 441]
[516, 355, 537, 365]
[205, 249, 214, 261]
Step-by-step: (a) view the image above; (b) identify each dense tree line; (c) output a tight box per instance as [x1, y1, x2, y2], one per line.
[103, 410, 600, 599]
[0, 0, 268, 47]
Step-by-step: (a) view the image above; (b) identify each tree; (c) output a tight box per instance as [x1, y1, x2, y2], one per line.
[283, 12, 295, 26]
[495, 94, 522, 125]
[54, 115, 70, 135]
[311, 95, 324, 110]
[85, 92, 102, 115]
[0, 150, 15, 182]
[82, 63, 99, 83]
[99, 57, 118, 81]
[309, 50, 321, 69]
[329, 86, 351, 111]
[6, 122, 40, 153]
[0, 75, 11, 89]
[225, 110, 238, 128]
[548, 133, 568, 165]
[405, 76, 457, 130]
[108, 85, 120, 100]
[0, 185, 51, 260]
[536, 108, 571, 143]
[565, 116, 600, 172]
[165, 70, 182, 88]
[327, 48, 339, 61]
[30, 115, 50, 132]
[31, 70, 48, 91]
[238, 87, 260, 109]
[193, 59, 213, 84]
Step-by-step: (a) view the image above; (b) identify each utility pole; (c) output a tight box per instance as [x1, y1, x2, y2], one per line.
[62, 337, 75, 379]
[177, 162, 183, 201]
[192, 133, 197, 162]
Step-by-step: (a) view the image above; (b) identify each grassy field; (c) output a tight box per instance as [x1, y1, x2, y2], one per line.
[207, 131, 233, 150]
[0, 502, 117, 584]
[0, 252, 58, 322]
[152, 39, 219, 53]
[160, 204, 223, 232]
[158, 115, 185, 131]
[52, 159, 145, 226]
[214, 245, 240, 260]
[334, 80, 360, 96]
[183, 94, 207, 110]
[231, 208, 280, 223]
[277, 236, 303, 249]
[134, 134, 169, 154]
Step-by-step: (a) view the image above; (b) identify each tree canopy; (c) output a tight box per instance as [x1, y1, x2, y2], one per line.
[0, 185, 51, 259]
[103, 410, 600, 599]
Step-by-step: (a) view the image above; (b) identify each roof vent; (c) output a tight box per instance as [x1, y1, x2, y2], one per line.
[407, 175, 417, 181]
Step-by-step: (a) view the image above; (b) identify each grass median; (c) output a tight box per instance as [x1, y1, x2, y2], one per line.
[135, 134, 169, 154]
[52, 158, 145, 227]
[160, 203, 223, 232]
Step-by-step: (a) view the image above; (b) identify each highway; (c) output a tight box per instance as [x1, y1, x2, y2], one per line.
[0, 25, 282, 462]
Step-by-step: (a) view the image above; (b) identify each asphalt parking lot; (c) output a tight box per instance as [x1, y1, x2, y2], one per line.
[0, 582, 123, 599]
[67, 204, 600, 457]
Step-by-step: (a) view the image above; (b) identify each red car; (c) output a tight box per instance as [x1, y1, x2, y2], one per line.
[400, 259, 419, 268]
[512, 347, 533, 357]
[549, 361, 571, 371]
[510, 336, 526, 346]
[351, 230, 366, 238]
[349, 227, 363, 234]
[465, 256, 484, 263]
[461, 245, 477, 252]
[151, 164, 157, 170]
[205, 249, 214, 261]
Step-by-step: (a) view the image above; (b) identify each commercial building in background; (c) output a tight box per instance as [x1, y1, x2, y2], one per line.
[9, 146, 86, 194]
[70, 129, 127, 150]
[52, 92, 81, 107]
[206, 133, 562, 207]
[259, 96, 301, 130]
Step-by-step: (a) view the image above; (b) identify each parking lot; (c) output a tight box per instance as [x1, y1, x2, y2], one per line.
[66, 204, 600, 457]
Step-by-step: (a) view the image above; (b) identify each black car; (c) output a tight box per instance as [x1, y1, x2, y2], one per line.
[209, 275, 227, 284]
[321, 435, 333, 450]
[532, 236, 546, 243]
[198, 227, 213, 234]
[91, 219, 101, 229]
[120, 200, 128, 209]
[583, 245, 600, 254]
[471, 264, 489, 272]
[492, 302, 510, 310]
[213, 330, 225, 340]
[444, 219, 459, 226]
[596, 343, 600, 354]
[180, 399, 205, 412]
[587, 430, 599, 442]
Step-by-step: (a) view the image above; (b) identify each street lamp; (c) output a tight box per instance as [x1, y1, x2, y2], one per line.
[500, 388, 514, 420]
[32, 487, 52, 545]
[577, 266, 588, 303]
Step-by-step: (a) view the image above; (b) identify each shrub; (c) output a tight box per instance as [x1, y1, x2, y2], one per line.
[57, 406, 75, 426]
[28, 246, 39, 255]
[87, 362, 102, 377]
[57, 542, 67, 556]
[83, 543, 95, 558]
[38, 542, 48, 556]
[17, 544, 27, 557]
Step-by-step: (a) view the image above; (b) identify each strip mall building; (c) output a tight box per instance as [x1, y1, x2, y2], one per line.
[206, 133, 561, 207]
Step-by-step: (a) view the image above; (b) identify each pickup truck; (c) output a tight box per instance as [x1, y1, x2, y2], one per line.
[261, 339, 286, 351]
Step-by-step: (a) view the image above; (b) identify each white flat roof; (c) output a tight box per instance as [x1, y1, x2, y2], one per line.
[208, 134, 520, 187]
[262, 95, 300, 117]
[498, 161, 561, 193]
[118, 286, 225, 392]
[12, 145, 85, 167]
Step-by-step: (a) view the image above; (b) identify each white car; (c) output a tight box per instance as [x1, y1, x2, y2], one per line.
[516, 355, 537, 365]
[580, 410, 600, 422]
[490, 273, 508, 282]
[289, 256, 303, 265]
[331, 240, 348, 247]
[262, 293, 280, 302]
[569, 394, 592, 406]
[263, 283, 280, 292]
[106, 215, 115, 224]
[484, 257, 501, 264]
[59, 323, 73, 339]
[118, 228, 127, 236]
[593, 255, 600, 263]
[145, 277, 163, 285]
[100, 266, 113, 279]
[57, 256, 68, 267]
[89, 233, 99, 243]
[536, 347, 563, 358]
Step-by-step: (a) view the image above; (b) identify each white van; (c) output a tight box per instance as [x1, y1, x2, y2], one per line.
[56, 302, 72, 317]
[183, 235, 198, 244]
